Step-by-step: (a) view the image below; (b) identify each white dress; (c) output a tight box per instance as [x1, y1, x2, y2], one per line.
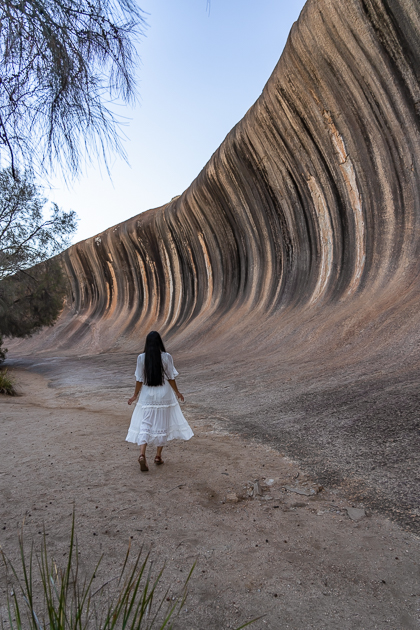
[126, 352, 194, 446]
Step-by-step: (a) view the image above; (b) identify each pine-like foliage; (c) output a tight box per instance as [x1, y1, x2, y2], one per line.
[0, 168, 77, 280]
[0, 0, 144, 178]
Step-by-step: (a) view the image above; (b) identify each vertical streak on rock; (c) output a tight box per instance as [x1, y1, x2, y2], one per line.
[136, 251, 149, 320]
[105, 260, 118, 317]
[340, 156, 365, 293]
[307, 176, 334, 304]
[197, 232, 213, 313]
[162, 218, 183, 331]
[323, 112, 366, 295]
[159, 241, 174, 328]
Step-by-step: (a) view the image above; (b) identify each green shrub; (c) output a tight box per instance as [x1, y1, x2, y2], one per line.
[0, 368, 16, 395]
[0, 259, 68, 341]
[0, 335, 7, 364]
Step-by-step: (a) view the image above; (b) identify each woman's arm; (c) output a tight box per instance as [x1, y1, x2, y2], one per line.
[168, 379, 184, 402]
[128, 381, 142, 405]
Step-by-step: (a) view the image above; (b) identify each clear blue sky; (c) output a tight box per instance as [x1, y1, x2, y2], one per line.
[48, 0, 306, 243]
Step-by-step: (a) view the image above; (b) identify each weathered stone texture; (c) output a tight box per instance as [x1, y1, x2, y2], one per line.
[12, 0, 420, 359]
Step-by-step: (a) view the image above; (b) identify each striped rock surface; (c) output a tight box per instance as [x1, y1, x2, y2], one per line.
[17, 0, 419, 359]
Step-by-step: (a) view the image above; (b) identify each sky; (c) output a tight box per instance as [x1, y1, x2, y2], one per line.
[48, 0, 306, 243]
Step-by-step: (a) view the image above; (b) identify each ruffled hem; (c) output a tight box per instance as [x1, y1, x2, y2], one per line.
[139, 402, 178, 409]
[126, 424, 194, 446]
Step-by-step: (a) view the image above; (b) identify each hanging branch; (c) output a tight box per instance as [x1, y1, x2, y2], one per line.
[0, 0, 146, 180]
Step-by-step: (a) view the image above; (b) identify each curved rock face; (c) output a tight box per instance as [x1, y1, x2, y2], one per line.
[20, 0, 418, 360]
[10, 0, 420, 530]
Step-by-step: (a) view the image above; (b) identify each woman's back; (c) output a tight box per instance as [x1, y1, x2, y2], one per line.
[135, 352, 178, 385]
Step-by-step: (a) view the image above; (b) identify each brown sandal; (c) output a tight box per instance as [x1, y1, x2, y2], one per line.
[138, 454, 149, 472]
[154, 456, 164, 465]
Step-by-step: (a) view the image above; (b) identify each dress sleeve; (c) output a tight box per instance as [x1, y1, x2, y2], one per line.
[134, 355, 144, 382]
[164, 353, 179, 380]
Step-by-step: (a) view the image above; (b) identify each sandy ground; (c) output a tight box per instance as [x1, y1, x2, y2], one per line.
[1, 365, 420, 629]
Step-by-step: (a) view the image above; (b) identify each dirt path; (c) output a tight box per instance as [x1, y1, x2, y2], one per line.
[1, 367, 419, 629]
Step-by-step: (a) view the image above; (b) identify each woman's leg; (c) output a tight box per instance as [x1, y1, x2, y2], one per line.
[138, 443, 148, 471]
[154, 446, 164, 464]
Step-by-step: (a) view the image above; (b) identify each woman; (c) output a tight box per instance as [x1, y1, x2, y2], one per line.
[126, 331, 194, 471]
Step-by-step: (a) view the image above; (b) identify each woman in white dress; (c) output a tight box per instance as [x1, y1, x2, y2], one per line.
[126, 331, 194, 471]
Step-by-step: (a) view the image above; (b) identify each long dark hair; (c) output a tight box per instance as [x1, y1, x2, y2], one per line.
[143, 331, 166, 386]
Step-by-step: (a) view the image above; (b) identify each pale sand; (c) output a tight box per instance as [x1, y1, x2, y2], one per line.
[1, 366, 419, 629]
